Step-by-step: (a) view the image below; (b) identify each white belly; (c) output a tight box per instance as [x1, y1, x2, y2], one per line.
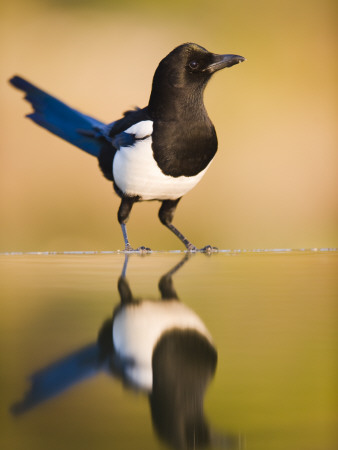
[112, 121, 210, 201]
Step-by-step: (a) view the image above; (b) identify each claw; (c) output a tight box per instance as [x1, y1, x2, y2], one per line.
[136, 246, 152, 254]
[124, 245, 151, 253]
[200, 245, 218, 254]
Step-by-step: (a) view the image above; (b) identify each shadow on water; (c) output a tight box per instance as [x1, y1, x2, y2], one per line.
[11, 254, 236, 449]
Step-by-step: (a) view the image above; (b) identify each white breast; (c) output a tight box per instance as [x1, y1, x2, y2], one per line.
[112, 120, 211, 201]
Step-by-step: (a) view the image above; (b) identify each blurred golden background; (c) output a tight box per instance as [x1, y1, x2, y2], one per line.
[1, 0, 337, 252]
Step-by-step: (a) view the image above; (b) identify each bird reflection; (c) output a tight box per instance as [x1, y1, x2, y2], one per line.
[12, 255, 234, 449]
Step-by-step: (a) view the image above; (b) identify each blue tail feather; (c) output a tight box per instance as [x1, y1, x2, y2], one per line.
[10, 75, 110, 157]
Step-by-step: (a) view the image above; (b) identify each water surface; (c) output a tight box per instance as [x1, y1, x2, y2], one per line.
[1, 251, 337, 449]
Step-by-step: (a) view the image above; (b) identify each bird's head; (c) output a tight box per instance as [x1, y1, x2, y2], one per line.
[153, 43, 245, 89]
[149, 43, 245, 117]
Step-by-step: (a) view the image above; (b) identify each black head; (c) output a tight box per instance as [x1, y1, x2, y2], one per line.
[148, 43, 245, 118]
[161, 43, 244, 85]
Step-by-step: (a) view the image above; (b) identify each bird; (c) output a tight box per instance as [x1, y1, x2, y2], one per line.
[9, 43, 245, 252]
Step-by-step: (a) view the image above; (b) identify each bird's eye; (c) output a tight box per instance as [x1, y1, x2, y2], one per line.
[188, 60, 199, 70]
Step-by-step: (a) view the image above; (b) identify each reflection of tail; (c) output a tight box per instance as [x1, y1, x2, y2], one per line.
[9, 76, 108, 157]
[11, 343, 104, 415]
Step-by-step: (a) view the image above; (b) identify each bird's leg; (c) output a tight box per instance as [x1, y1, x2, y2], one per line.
[118, 197, 135, 251]
[120, 223, 132, 251]
[159, 200, 218, 253]
[118, 197, 151, 252]
[159, 199, 198, 252]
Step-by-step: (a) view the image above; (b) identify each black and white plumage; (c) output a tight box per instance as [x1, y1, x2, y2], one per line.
[10, 43, 245, 251]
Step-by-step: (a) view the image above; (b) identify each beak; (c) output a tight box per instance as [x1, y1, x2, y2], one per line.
[206, 54, 246, 73]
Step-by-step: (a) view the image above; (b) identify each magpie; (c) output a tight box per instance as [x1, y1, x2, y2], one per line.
[9, 43, 245, 252]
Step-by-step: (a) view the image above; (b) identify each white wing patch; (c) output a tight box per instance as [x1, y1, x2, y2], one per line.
[124, 120, 153, 139]
[113, 120, 211, 200]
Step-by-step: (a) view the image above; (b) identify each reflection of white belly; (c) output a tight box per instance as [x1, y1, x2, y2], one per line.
[112, 300, 213, 391]
[113, 137, 210, 201]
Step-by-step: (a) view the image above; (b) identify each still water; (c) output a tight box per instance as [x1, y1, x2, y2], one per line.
[1, 251, 337, 449]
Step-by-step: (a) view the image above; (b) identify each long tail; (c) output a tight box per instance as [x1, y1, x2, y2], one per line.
[9, 75, 110, 157]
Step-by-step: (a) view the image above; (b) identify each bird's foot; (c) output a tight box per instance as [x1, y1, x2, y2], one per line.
[199, 245, 218, 254]
[136, 246, 152, 253]
[124, 245, 151, 254]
